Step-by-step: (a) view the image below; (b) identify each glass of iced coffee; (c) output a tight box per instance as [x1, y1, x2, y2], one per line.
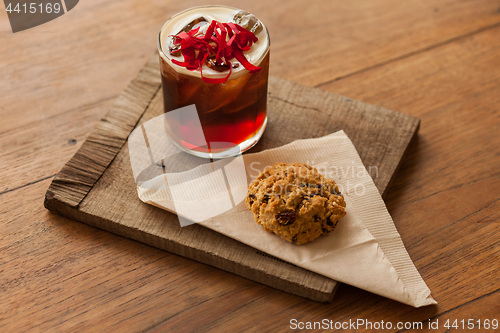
[158, 6, 270, 159]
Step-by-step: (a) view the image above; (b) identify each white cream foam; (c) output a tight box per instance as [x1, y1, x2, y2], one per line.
[158, 6, 269, 79]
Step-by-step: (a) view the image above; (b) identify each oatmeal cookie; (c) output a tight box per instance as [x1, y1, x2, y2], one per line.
[245, 162, 346, 245]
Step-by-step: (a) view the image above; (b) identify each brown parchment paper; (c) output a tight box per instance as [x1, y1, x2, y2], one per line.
[136, 130, 436, 307]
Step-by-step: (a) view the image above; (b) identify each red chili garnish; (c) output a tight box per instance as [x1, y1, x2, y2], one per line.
[169, 20, 261, 83]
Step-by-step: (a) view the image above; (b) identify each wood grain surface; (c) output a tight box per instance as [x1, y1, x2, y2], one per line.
[1, 0, 499, 332]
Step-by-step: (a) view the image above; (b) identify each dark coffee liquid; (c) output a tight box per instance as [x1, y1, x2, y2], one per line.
[160, 53, 269, 154]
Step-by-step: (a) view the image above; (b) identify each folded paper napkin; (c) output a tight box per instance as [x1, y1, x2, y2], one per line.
[134, 130, 436, 307]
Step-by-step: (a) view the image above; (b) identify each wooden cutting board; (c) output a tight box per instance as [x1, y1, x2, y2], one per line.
[44, 54, 419, 302]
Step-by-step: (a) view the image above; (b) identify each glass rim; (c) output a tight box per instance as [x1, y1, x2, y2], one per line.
[157, 5, 270, 76]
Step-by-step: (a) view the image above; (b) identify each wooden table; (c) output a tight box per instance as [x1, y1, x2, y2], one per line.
[1, 0, 499, 331]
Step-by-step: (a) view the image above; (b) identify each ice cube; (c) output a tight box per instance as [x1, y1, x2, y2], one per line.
[169, 17, 209, 56]
[206, 57, 231, 72]
[233, 11, 262, 34]
[190, 21, 209, 36]
[168, 38, 181, 56]
[179, 17, 208, 33]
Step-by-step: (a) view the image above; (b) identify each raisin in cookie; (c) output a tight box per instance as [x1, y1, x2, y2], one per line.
[245, 162, 346, 245]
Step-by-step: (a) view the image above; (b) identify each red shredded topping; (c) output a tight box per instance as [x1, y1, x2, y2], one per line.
[170, 20, 261, 83]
